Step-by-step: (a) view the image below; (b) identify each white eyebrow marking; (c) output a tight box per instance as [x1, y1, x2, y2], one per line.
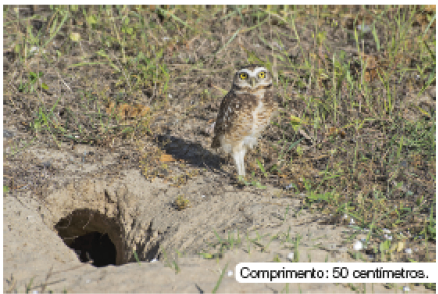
[238, 69, 254, 76]
[254, 67, 267, 73]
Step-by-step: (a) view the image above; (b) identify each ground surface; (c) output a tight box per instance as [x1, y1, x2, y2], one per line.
[3, 5, 436, 293]
[2, 158, 432, 293]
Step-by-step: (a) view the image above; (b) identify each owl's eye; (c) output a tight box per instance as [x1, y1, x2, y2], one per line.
[258, 71, 266, 78]
[239, 73, 248, 80]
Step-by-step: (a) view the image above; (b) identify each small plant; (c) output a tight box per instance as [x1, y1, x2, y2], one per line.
[25, 277, 34, 294]
[160, 247, 180, 274]
[29, 97, 64, 147]
[18, 71, 48, 94]
[420, 203, 436, 242]
[256, 159, 268, 178]
[292, 234, 301, 262]
[212, 263, 228, 294]
[175, 195, 190, 210]
[239, 172, 267, 189]
[132, 250, 141, 265]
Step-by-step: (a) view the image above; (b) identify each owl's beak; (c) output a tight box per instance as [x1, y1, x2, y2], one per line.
[250, 77, 256, 88]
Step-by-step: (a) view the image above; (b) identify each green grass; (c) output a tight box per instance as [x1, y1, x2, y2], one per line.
[3, 2, 435, 276]
[212, 262, 228, 293]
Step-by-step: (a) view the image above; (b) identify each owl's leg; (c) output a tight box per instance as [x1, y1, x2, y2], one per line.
[232, 147, 246, 177]
[232, 151, 241, 176]
[239, 148, 247, 177]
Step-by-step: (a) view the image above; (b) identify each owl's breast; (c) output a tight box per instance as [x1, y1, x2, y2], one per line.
[251, 100, 273, 135]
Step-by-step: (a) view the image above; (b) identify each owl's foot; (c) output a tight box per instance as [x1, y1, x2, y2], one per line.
[233, 174, 250, 187]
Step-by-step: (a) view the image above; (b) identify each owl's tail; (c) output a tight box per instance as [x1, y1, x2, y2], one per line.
[211, 135, 220, 148]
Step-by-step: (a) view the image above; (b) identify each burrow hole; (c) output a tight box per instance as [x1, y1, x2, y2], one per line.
[55, 209, 124, 267]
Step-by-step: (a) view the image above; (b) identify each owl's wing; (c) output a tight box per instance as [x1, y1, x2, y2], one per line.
[211, 91, 258, 148]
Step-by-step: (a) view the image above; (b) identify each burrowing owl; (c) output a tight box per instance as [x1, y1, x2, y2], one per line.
[211, 65, 277, 177]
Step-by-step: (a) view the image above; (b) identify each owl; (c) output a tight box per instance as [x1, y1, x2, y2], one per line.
[211, 65, 277, 177]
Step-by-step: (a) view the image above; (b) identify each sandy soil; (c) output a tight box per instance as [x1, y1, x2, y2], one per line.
[3, 129, 430, 293]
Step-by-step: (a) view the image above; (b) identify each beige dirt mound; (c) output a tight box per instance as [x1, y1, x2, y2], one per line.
[4, 167, 430, 293]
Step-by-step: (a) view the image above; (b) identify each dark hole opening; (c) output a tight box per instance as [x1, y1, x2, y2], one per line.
[69, 231, 116, 267]
[55, 209, 121, 267]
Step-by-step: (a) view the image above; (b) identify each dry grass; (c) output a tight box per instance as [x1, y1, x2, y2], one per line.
[3, 5, 436, 281]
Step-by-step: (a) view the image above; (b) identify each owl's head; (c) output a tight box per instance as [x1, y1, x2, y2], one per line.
[233, 65, 273, 91]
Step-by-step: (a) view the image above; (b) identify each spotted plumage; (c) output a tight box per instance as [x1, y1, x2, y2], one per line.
[211, 65, 277, 176]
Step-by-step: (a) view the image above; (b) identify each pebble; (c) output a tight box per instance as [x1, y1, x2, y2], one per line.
[353, 240, 363, 251]
[3, 130, 14, 138]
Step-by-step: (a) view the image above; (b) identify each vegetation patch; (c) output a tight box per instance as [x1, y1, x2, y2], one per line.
[3, 4, 435, 270]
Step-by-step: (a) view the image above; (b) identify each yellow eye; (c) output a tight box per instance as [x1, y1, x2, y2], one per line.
[239, 73, 248, 79]
[258, 71, 266, 78]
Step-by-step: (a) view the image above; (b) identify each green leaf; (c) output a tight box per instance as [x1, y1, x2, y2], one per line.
[89, 14, 97, 25]
[69, 32, 81, 42]
[3, 186, 10, 193]
[199, 252, 213, 259]
[29, 71, 37, 81]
